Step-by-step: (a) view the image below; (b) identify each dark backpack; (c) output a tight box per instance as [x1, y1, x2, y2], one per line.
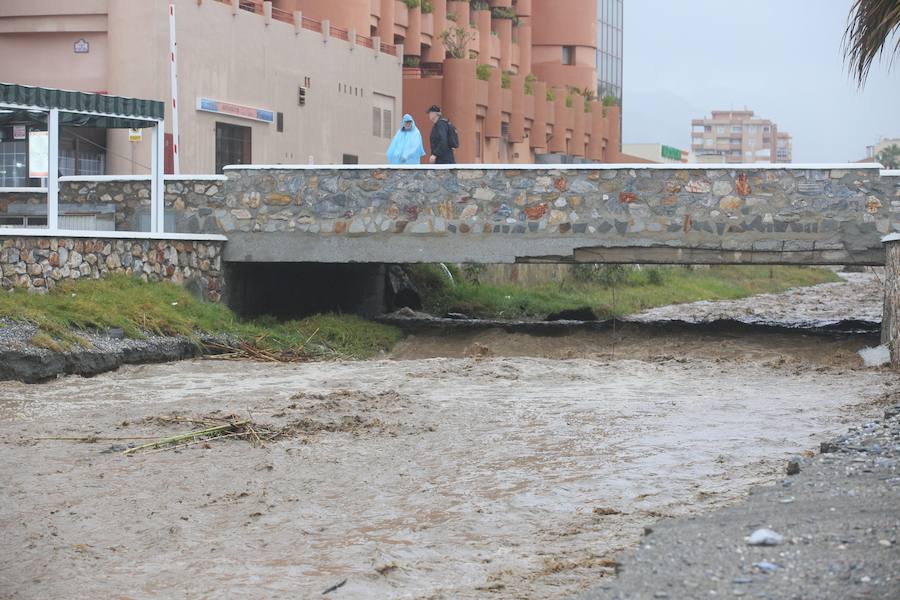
[442, 118, 460, 149]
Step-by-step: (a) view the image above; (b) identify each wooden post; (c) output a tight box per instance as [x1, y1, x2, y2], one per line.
[882, 235, 900, 367]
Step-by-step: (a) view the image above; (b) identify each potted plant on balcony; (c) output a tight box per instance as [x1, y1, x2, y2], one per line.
[440, 24, 475, 59]
[403, 55, 422, 78]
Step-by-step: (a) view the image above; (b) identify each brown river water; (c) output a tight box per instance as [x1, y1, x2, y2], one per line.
[1, 271, 898, 599]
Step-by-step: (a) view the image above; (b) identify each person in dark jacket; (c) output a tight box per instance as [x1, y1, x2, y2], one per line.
[426, 105, 455, 164]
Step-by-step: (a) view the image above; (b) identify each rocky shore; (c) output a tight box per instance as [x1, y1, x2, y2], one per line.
[579, 403, 900, 600]
[0, 318, 222, 383]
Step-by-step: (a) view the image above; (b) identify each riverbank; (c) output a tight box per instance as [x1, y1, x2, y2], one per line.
[0, 318, 213, 383]
[412, 264, 842, 320]
[579, 402, 900, 600]
[0, 275, 401, 382]
[0, 267, 857, 383]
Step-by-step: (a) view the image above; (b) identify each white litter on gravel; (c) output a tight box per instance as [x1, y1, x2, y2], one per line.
[858, 344, 891, 367]
[747, 528, 784, 546]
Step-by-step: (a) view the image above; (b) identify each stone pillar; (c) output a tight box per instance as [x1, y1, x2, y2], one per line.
[447, 0, 469, 26]
[494, 16, 513, 72]
[517, 20, 532, 75]
[530, 81, 548, 151]
[572, 96, 586, 158]
[588, 100, 605, 161]
[485, 66, 502, 140]
[442, 58, 477, 163]
[423, 0, 447, 62]
[475, 8, 492, 63]
[549, 92, 569, 154]
[606, 104, 621, 161]
[379, 0, 395, 40]
[883, 236, 900, 367]
[508, 74, 525, 142]
[404, 4, 422, 58]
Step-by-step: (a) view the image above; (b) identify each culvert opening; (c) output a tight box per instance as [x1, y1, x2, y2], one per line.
[223, 263, 428, 320]
[225, 263, 391, 320]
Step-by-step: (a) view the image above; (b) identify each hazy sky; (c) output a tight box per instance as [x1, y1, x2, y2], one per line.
[622, 0, 900, 163]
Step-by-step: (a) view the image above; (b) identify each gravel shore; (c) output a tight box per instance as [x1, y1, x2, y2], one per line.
[0, 318, 226, 383]
[578, 403, 900, 600]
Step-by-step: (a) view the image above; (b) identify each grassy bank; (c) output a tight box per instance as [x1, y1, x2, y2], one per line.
[0, 276, 401, 359]
[410, 264, 843, 319]
[0, 265, 843, 358]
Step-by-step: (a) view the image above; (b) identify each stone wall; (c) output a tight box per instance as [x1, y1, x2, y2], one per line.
[169, 166, 898, 265]
[1, 178, 221, 232]
[0, 236, 225, 301]
[58, 179, 151, 231]
[165, 179, 224, 234]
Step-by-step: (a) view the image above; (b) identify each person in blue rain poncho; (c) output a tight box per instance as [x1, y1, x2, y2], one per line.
[386, 114, 426, 165]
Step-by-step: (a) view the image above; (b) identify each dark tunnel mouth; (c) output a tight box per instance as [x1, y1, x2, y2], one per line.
[224, 262, 421, 320]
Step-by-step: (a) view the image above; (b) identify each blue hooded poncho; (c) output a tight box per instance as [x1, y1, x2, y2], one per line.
[386, 114, 426, 165]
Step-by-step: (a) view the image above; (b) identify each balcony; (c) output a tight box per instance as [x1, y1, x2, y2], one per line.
[211, 0, 395, 55]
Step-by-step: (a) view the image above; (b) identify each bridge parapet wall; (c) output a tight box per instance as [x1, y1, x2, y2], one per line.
[170, 164, 895, 264]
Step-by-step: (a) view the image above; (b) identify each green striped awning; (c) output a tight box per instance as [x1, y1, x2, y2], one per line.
[0, 83, 164, 128]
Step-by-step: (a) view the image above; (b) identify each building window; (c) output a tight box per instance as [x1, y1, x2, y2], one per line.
[372, 107, 382, 137]
[731, 126, 742, 133]
[342, 154, 359, 164]
[215, 122, 251, 174]
[372, 93, 396, 140]
[0, 131, 27, 187]
[58, 128, 107, 177]
[382, 109, 393, 139]
[0, 215, 47, 228]
[78, 151, 104, 175]
[717, 126, 726, 135]
[276, 112, 284, 133]
[562, 46, 575, 65]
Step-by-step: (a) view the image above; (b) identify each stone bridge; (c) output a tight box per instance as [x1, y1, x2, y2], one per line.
[174, 164, 899, 266]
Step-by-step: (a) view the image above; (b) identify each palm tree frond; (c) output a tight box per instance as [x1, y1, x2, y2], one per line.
[843, 0, 900, 87]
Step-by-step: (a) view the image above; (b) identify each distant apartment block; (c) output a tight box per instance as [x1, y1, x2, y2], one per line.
[863, 137, 900, 161]
[691, 110, 792, 164]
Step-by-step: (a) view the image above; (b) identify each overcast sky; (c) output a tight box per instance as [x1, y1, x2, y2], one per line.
[622, 0, 900, 163]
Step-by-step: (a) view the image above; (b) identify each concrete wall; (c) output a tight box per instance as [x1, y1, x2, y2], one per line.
[167, 164, 897, 265]
[0, 236, 225, 301]
[0, 0, 402, 172]
[106, 0, 402, 172]
[0, 0, 109, 92]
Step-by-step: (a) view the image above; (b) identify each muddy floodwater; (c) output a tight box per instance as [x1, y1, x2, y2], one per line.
[1, 272, 898, 599]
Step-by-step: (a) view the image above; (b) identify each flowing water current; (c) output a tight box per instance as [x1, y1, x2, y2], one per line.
[1, 271, 897, 599]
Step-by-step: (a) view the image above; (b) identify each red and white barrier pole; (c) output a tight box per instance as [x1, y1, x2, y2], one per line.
[169, 3, 180, 174]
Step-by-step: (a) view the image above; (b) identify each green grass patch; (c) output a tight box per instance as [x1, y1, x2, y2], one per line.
[416, 265, 841, 319]
[0, 275, 401, 360]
